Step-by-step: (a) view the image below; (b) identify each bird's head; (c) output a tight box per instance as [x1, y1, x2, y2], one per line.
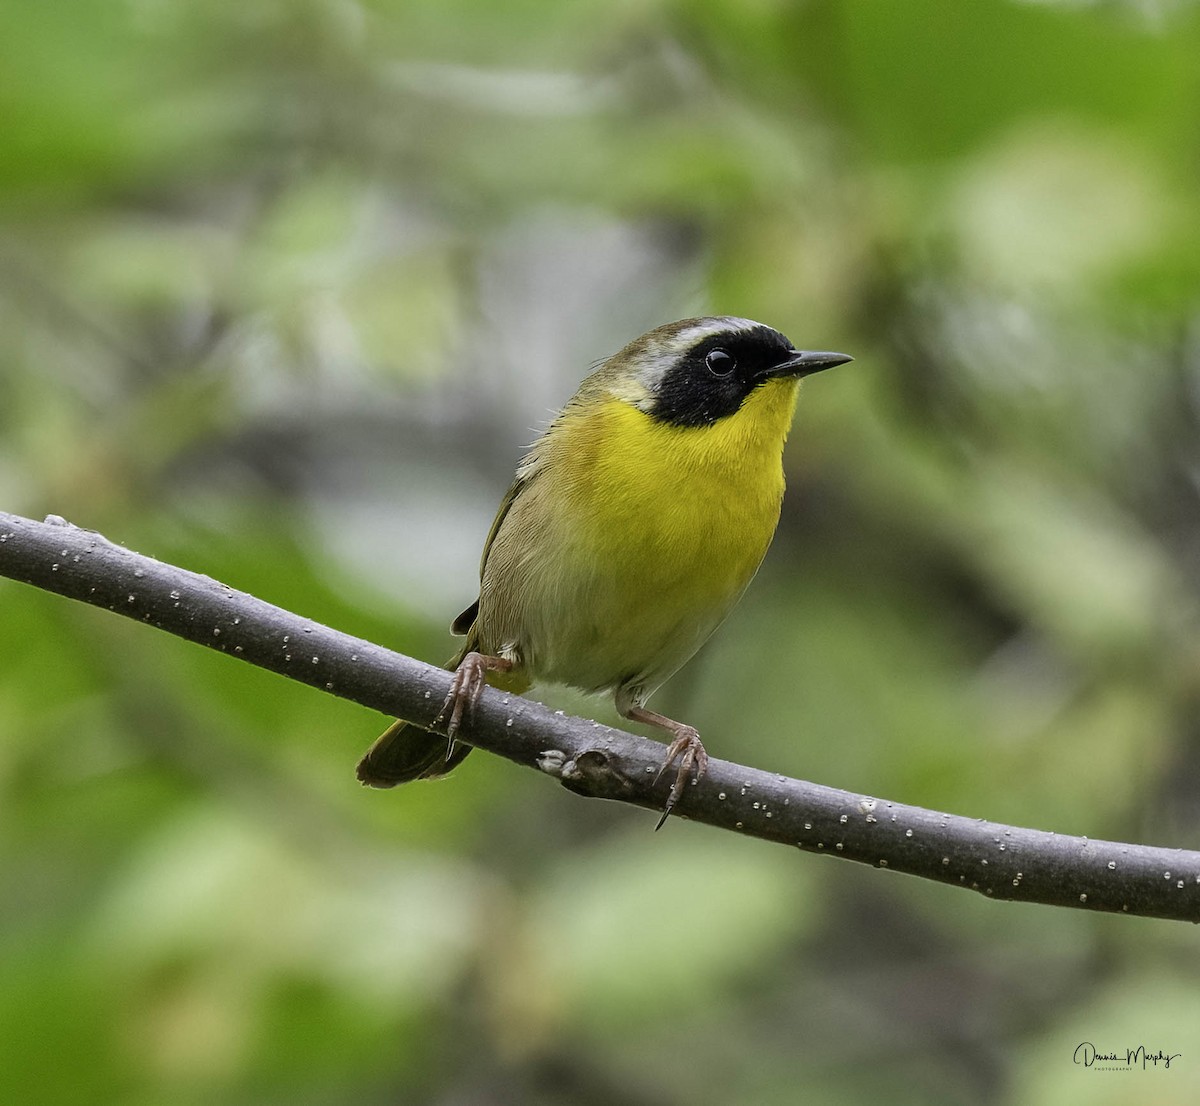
[597, 316, 851, 428]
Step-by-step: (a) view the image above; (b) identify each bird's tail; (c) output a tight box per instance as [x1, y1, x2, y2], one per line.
[355, 640, 528, 788]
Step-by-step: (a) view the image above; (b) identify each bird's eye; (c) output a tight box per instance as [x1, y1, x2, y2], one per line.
[705, 349, 735, 376]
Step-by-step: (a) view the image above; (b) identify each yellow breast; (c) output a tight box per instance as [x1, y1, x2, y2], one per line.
[479, 377, 801, 695]
[574, 380, 796, 582]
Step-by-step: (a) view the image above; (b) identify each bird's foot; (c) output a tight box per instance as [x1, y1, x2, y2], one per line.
[434, 651, 512, 756]
[653, 726, 708, 830]
[619, 703, 710, 828]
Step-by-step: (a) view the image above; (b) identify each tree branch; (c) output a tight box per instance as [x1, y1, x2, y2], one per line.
[2, 509, 1197, 922]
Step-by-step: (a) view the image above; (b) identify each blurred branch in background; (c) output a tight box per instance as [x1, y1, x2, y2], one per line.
[4, 510, 1197, 924]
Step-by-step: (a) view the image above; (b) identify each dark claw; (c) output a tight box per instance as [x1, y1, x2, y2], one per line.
[434, 653, 491, 757]
[653, 728, 709, 830]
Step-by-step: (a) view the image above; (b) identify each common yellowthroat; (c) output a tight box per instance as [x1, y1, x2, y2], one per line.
[357, 317, 850, 823]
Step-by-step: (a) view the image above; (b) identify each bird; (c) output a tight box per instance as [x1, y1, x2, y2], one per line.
[356, 316, 851, 825]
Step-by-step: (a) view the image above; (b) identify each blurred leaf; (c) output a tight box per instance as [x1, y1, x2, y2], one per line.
[528, 826, 818, 1031]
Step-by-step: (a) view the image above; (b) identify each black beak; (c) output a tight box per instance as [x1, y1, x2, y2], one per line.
[770, 349, 853, 380]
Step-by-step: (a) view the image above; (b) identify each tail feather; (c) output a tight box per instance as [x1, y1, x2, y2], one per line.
[355, 639, 529, 788]
[355, 717, 472, 788]
[356, 641, 472, 788]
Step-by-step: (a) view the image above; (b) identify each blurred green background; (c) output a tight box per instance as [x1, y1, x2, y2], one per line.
[3, 1, 1200, 1103]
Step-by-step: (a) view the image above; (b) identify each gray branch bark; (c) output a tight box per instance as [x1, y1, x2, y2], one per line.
[2, 509, 1198, 922]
